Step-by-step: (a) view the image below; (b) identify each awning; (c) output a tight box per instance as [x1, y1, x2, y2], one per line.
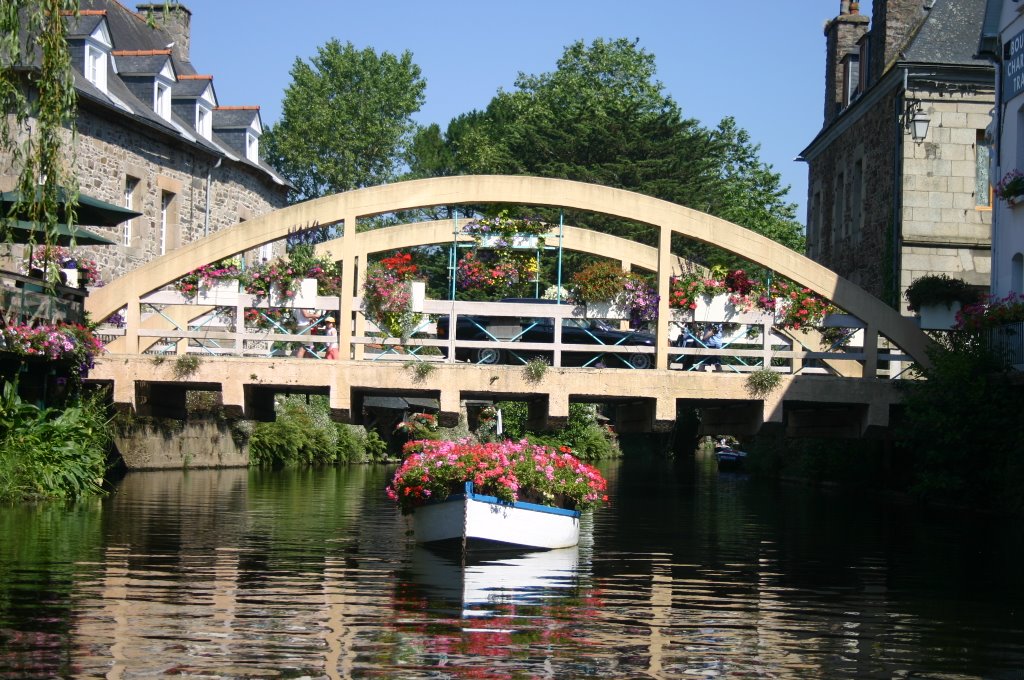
[1, 186, 142, 228]
[2, 219, 119, 246]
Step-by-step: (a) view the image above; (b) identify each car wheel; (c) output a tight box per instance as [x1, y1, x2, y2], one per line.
[474, 347, 504, 365]
[623, 353, 653, 370]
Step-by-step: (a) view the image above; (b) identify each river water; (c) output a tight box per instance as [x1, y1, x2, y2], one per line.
[1, 451, 1022, 679]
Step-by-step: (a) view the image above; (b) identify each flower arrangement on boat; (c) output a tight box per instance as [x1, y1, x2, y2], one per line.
[386, 439, 609, 514]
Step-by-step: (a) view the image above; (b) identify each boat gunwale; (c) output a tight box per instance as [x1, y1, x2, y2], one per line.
[426, 481, 582, 519]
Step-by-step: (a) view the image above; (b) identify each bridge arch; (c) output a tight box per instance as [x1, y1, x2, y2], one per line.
[87, 175, 933, 370]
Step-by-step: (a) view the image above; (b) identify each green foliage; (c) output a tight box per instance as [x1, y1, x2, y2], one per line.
[745, 368, 781, 398]
[898, 343, 1024, 513]
[172, 354, 201, 380]
[248, 395, 383, 467]
[362, 429, 388, 461]
[523, 356, 549, 382]
[0, 382, 111, 502]
[487, 401, 621, 461]
[413, 38, 803, 267]
[904, 274, 978, 312]
[404, 360, 436, 381]
[1, 0, 80, 249]
[249, 398, 336, 468]
[263, 39, 426, 201]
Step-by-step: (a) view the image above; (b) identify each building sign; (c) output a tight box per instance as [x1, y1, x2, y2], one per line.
[1004, 28, 1024, 102]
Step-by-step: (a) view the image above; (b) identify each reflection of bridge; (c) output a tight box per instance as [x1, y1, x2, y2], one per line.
[85, 176, 933, 436]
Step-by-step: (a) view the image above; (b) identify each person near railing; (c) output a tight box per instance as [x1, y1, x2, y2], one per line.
[324, 316, 339, 360]
[702, 323, 724, 371]
[292, 307, 319, 358]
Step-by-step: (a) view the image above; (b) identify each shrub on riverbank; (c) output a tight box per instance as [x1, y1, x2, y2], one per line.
[0, 383, 111, 502]
[248, 395, 387, 468]
[897, 340, 1024, 514]
[481, 401, 621, 461]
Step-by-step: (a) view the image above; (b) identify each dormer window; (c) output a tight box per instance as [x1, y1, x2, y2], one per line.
[155, 81, 171, 120]
[85, 44, 107, 90]
[196, 103, 212, 139]
[246, 131, 259, 162]
[83, 19, 111, 91]
[153, 56, 176, 121]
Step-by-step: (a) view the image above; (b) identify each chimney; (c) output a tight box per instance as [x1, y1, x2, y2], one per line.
[823, 1, 870, 125]
[137, 3, 192, 62]
[867, 0, 929, 84]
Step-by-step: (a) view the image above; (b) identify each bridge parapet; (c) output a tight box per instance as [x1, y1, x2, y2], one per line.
[88, 352, 904, 439]
[92, 293, 914, 381]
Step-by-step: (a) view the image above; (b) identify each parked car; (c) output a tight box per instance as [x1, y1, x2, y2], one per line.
[436, 298, 656, 369]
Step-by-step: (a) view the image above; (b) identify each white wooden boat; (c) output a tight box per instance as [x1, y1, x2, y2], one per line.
[412, 482, 581, 551]
[715, 446, 748, 470]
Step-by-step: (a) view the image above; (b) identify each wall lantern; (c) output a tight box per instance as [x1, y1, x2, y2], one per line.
[902, 99, 930, 143]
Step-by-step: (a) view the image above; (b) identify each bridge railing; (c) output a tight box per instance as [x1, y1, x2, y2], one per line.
[95, 292, 913, 378]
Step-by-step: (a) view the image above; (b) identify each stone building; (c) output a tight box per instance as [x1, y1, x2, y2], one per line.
[799, 0, 995, 313]
[978, 0, 1024, 297]
[1, 1, 290, 283]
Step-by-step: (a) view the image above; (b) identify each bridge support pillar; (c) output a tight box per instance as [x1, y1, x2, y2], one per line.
[438, 389, 461, 428]
[221, 379, 245, 420]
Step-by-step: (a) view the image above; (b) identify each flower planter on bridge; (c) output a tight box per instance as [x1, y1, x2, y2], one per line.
[269, 278, 318, 307]
[197, 280, 240, 305]
[583, 301, 629, 319]
[478, 233, 540, 250]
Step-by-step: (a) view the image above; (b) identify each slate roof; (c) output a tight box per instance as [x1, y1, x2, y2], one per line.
[54, 0, 288, 188]
[901, 0, 990, 65]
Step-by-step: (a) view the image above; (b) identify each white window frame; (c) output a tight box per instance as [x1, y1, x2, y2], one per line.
[85, 43, 107, 91]
[154, 81, 171, 120]
[123, 177, 138, 246]
[160, 192, 171, 255]
[246, 130, 259, 162]
[196, 103, 212, 139]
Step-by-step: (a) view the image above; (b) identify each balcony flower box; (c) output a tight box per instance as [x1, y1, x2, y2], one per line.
[197, 279, 240, 305]
[270, 277, 317, 307]
[478, 233, 540, 250]
[584, 300, 629, 320]
[916, 301, 961, 330]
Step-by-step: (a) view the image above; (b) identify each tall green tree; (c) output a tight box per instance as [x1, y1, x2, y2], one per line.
[412, 38, 803, 268]
[264, 40, 427, 202]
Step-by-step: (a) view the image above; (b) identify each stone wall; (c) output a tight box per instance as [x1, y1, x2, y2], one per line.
[113, 419, 249, 470]
[806, 85, 992, 309]
[0, 105, 289, 286]
[70, 106, 289, 282]
[807, 87, 901, 300]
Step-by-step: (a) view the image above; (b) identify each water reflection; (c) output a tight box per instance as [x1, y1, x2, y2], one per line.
[407, 546, 582, 608]
[1, 458, 1024, 678]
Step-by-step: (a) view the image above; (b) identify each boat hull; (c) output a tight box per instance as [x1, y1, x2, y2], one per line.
[715, 448, 748, 470]
[412, 487, 581, 551]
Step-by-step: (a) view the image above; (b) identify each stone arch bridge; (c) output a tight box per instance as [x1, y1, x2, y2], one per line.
[86, 176, 932, 438]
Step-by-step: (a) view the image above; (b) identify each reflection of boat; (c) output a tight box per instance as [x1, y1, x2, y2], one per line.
[412, 482, 580, 550]
[714, 445, 748, 470]
[410, 545, 580, 606]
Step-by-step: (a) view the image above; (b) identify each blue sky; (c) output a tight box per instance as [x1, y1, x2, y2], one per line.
[186, 1, 849, 223]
